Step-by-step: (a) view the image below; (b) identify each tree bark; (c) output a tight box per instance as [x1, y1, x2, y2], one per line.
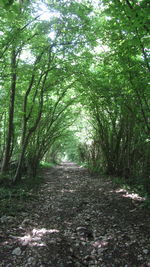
[1, 48, 17, 173]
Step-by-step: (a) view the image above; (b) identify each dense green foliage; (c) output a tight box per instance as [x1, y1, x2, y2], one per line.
[77, 0, 150, 193]
[0, 0, 149, 194]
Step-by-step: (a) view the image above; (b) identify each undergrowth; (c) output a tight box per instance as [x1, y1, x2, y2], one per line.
[0, 161, 56, 216]
[40, 161, 56, 168]
[112, 176, 150, 209]
[0, 173, 43, 216]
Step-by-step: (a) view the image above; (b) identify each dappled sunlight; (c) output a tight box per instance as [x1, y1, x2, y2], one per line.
[92, 240, 109, 248]
[112, 188, 146, 201]
[123, 192, 145, 201]
[32, 228, 59, 236]
[18, 228, 59, 247]
[98, 188, 103, 192]
[61, 189, 76, 193]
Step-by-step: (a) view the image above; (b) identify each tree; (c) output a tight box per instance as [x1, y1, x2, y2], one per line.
[0, 0, 149, 194]
[0, 0, 96, 182]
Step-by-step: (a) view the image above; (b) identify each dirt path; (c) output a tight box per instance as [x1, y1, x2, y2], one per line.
[0, 163, 150, 266]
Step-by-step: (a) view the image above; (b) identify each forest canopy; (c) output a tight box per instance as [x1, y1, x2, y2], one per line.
[0, 0, 149, 193]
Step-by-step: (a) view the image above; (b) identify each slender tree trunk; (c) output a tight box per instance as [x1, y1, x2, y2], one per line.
[13, 140, 27, 183]
[1, 48, 17, 173]
[13, 91, 44, 183]
[13, 48, 50, 183]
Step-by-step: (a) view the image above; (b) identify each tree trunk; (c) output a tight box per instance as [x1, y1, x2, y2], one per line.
[13, 138, 28, 183]
[1, 48, 17, 173]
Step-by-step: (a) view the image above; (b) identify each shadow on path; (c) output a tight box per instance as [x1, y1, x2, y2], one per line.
[0, 163, 150, 266]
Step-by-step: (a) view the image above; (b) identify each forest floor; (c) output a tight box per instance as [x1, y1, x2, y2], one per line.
[0, 162, 150, 267]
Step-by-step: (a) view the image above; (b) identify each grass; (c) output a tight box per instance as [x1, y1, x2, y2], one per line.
[40, 161, 56, 168]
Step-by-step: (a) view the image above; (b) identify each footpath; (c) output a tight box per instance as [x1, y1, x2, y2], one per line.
[0, 163, 150, 266]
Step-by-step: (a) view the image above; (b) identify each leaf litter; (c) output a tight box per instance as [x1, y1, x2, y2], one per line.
[0, 163, 150, 266]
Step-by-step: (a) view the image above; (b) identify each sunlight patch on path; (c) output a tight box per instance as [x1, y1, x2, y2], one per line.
[111, 188, 146, 201]
[18, 228, 59, 247]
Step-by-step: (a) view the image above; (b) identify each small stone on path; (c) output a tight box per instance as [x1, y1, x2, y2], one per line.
[12, 247, 21, 256]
